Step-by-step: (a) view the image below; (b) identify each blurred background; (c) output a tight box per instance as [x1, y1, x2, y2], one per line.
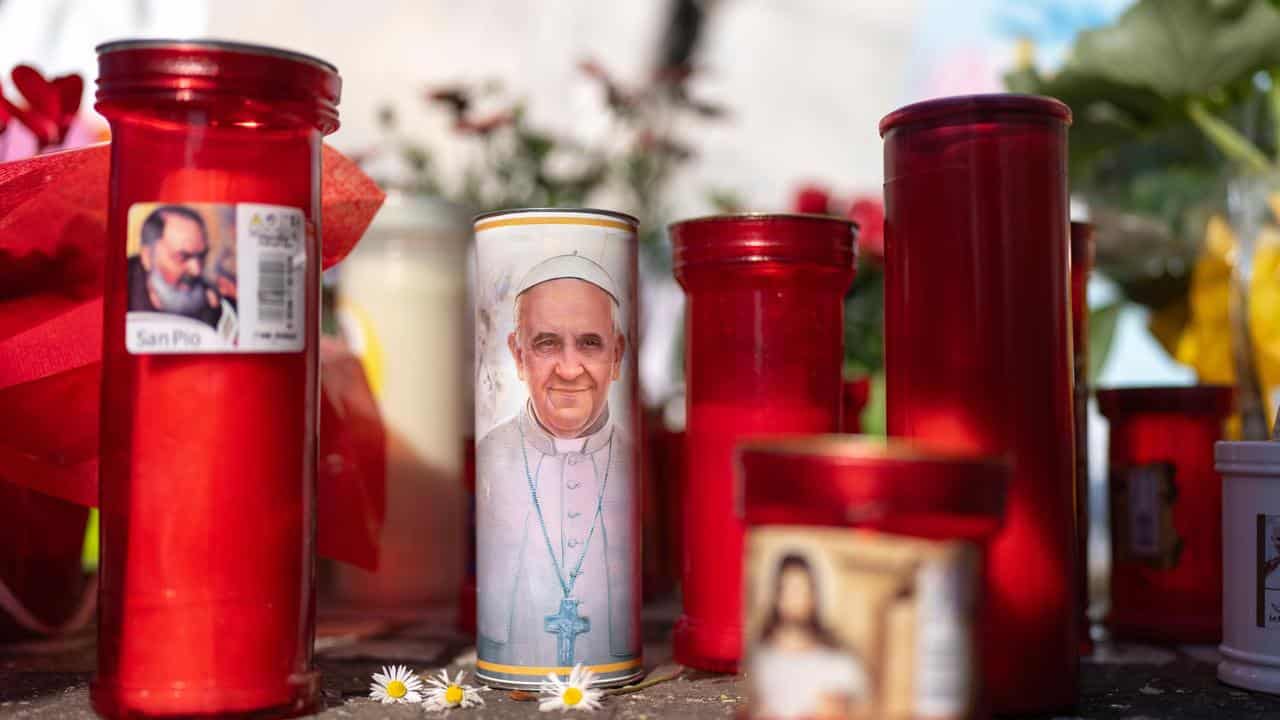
[9, 0, 1280, 625]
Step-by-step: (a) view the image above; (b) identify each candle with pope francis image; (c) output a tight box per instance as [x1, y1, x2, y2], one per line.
[472, 209, 642, 689]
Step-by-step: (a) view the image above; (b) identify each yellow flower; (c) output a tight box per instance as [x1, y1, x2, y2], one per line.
[539, 664, 603, 713]
[423, 669, 485, 712]
[1167, 210, 1280, 435]
[369, 665, 425, 704]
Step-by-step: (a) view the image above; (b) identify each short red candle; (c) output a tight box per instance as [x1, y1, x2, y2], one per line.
[92, 41, 340, 718]
[1070, 221, 1094, 653]
[738, 436, 1007, 719]
[1098, 386, 1232, 643]
[880, 95, 1079, 713]
[670, 214, 855, 672]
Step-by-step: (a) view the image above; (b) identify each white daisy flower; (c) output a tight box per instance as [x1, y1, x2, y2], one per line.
[538, 664, 603, 713]
[369, 664, 425, 704]
[423, 669, 485, 712]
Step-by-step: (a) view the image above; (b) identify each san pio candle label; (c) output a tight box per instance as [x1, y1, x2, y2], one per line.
[473, 209, 641, 689]
[125, 202, 307, 353]
[745, 527, 979, 720]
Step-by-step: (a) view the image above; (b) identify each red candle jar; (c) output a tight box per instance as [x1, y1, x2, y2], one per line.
[670, 214, 856, 672]
[880, 95, 1078, 713]
[93, 40, 340, 718]
[0, 482, 90, 639]
[458, 434, 477, 635]
[642, 408, 681, 601]
[1098, 386, 1232, 643]
[1070, 221, 1094, 653]
[842, 376, 871, 434]
[738, 436, 1006, 719]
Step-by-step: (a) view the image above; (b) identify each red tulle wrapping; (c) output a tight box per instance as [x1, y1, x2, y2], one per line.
[0, 143, 386, 569]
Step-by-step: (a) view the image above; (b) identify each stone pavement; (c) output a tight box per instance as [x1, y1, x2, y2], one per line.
[5, 603, 1280, 719]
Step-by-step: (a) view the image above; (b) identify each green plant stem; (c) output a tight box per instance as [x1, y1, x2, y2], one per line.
[1270, 71, 1280, 165]
[604, 666, 684, 696]
[1186, 99, 1273, 174]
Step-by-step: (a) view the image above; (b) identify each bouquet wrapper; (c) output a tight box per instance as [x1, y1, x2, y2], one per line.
[0, 143, 387, 571]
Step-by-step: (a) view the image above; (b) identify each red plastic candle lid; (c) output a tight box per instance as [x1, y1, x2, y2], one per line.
[1097, 385, 1234, 418]
[669, 213, 856, 273]
[878, 93, 1071, 137]
[96, 39, 341, 133]
[738, 435, 1007, 540]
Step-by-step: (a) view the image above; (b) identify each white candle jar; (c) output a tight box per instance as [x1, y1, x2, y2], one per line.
[1219, 440, 1280, 694]
[332, 191, 472, 611]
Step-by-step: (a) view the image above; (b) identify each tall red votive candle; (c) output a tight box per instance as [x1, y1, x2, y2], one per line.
[1098, 386, 1232, 643]
[93, 40, 340, 718]
[670, 214, 856, 672]
[1070, 221, 1095, 653]
[880, 95, 1078, 713]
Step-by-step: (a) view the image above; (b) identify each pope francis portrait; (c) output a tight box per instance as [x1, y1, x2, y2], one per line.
[477, 253, 638, 677]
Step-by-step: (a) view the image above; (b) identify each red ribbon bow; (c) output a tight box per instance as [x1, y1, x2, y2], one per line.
[0, 144, 388, 569]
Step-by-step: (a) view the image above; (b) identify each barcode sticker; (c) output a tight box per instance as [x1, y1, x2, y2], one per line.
[237, 204, 306, 351]
[124, 202, 307, 354]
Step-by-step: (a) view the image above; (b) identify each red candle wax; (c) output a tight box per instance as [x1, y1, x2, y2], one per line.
[92, 41, 340, 718]
[670, 214, 856, 672]
[1098, 386, 1232, 643]
[880, 95, 1079, 713]
[1070, 221, 1094, 653]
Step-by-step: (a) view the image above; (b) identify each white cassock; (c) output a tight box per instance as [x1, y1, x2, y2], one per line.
[477, 402, 637, 667]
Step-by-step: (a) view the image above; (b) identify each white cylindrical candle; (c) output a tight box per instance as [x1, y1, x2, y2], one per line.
[1219, 439, 1280, 694]
[333, 192, 472, 610]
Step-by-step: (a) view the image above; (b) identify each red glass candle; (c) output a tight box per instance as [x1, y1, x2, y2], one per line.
[93, 40, 340, 718]
[1070, 221, 1094, 653]
[642, 408, 680, 600]
[1098, 386, 1232, 643]
[670, 214, 855, 672]
[738, 437, 1006, 719]
[880, 95, 1079, 713]
[0, 482, 89, 639]
[842, 376, 871, 434]
[458, 434, 477, 635]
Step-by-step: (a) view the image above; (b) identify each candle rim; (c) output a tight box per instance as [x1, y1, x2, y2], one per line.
[96, 38, 337, 74]
[879, 93, 1071, 137]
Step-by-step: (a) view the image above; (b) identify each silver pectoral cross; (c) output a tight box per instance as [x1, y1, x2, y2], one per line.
[545, 597, 590, 666]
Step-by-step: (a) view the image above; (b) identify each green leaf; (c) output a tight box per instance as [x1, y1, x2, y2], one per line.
[1088, 302, 1124, 380]
[1006, 65, 1181, 179]
[843, 264, 884, 374]
[1070, 0, 1280, 99]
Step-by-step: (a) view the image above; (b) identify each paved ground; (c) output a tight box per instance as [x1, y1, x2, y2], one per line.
[5, 605, 1280, 719]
